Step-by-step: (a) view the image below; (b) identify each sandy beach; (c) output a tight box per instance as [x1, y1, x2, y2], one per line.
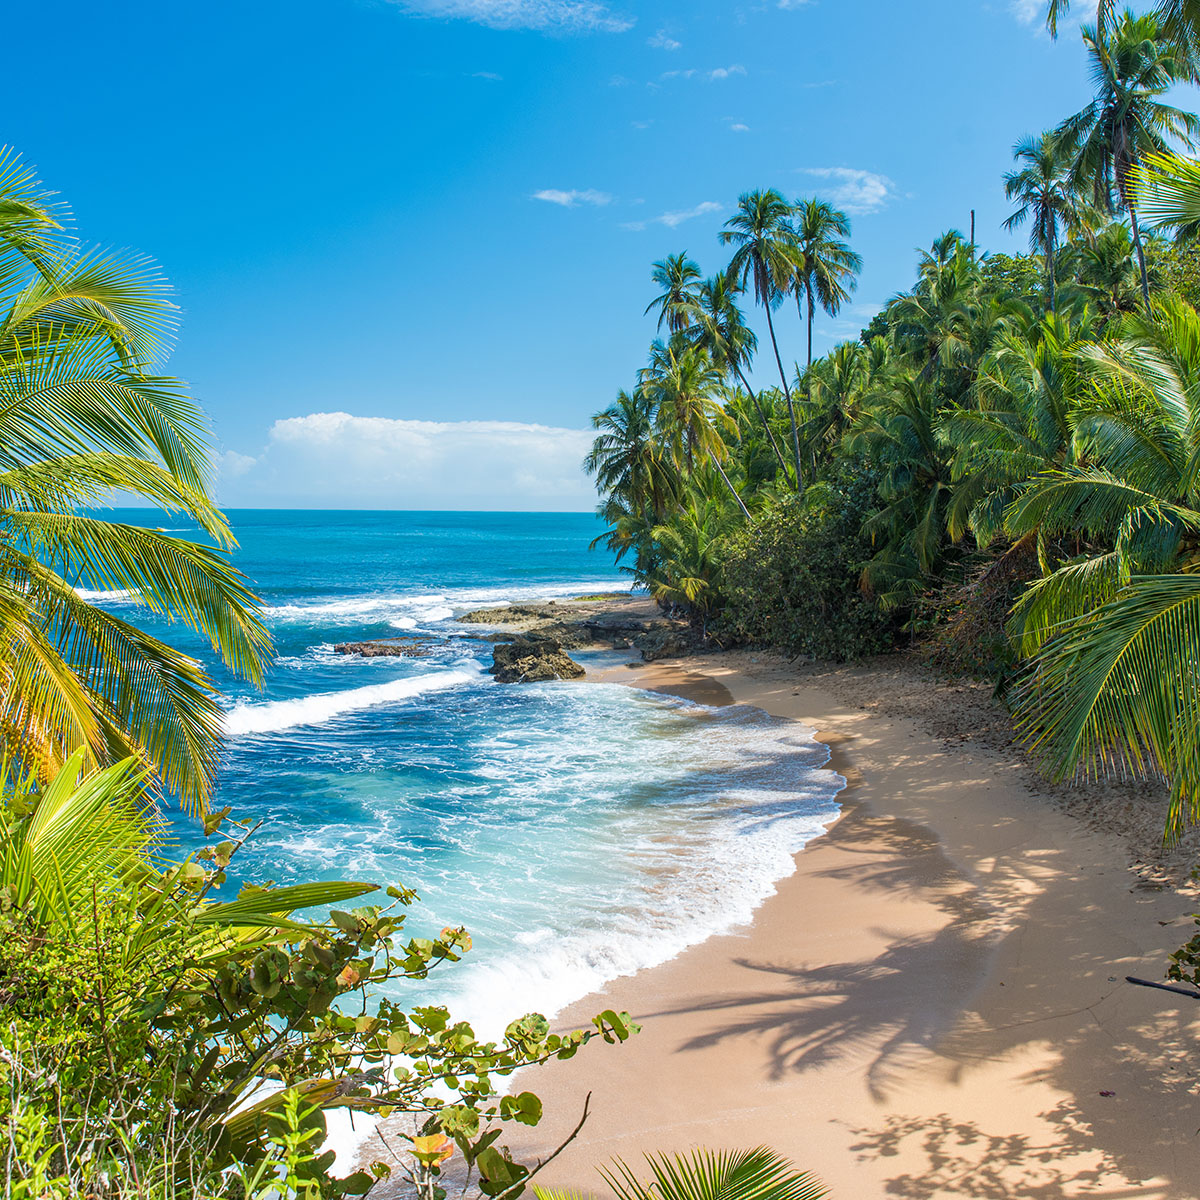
[492, 650, 1200, 1199]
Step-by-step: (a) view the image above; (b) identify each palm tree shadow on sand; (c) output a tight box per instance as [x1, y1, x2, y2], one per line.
[637, 797, 1200, 1199]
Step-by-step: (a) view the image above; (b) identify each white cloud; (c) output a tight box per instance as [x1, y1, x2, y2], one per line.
[532, 188, 614, 207]
[661, 64, 746, 82]
[621, 200, 723, 232]
[799, 167, 896, 215]
[387, 0, 633, 33]
[647, 29, 681, 49]
[778, 0, 814, 7]
[216, 414, 596, 510]
[730, 123, 750, 132]
[471, 70, 504, 80]
[219, 450, 257, 478]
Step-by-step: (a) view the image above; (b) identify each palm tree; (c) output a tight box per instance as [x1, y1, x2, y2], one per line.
[1047, 1, 1200, 64]
[0, 152, 270, 815]
[798, 340, 869, 469]
[646, 490, 739, 621]
[640, 338, 751, 519]
[939, 309, 1090, 546]
[1055, 13, 1198, 309]
[1004, 132, 1078, 310]
[851, 370, 956, 611]
[888, 235, 982, 384]
[586, 389, 671, 516]
[720, 190, 805, 489]
[1007, 295, 1200, 651]
[689, 272, 793, 482]
[790, 199, 862, 369]
[645, 252, 702, 335]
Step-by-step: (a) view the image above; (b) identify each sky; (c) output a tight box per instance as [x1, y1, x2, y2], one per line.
[0, 0, 1155, 509]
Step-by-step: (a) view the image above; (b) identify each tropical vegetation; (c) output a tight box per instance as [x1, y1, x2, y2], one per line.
[0, 155, 638, 1197]
[588, 4, 1200, 847]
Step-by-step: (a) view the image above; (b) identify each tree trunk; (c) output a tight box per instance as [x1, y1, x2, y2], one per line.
[734, 361, 793, 484]
[1129, 200, 1152, 311]
[763, 299, 804, 491]
[712, 454, 752, 520]
[1046, 226, 1057, 312]
[806, 283, 815, 369]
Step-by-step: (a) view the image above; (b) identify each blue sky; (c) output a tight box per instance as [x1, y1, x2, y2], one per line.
[1, 0, 1146, 508]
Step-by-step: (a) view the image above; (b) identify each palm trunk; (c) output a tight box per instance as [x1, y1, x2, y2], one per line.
[763, 299, 804, 492]
[733, 361, 793, 484]
[806, 283, 815, 369]
[1129, 200, 1152, 311]
[1046, 226, 1057, 312]
[712, 454, 752, 520]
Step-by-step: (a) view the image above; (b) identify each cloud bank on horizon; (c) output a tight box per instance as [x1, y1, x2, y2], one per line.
[216, 413, 596, 511]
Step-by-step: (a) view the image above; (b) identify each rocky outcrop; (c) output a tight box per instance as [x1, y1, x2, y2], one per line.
[334, 638, 432, 659]
[459, 604, 592, 649]
[489, 633, 586, 684]
[458, 596, 710, 664]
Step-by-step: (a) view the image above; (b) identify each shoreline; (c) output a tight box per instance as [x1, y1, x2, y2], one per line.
[355, 602, 1200, 1195]
[497, 648, 1200, 1198]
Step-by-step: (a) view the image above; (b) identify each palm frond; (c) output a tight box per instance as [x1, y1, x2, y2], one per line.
[602, 1148, 826, 1200]
[1015, 572, 1200, 839]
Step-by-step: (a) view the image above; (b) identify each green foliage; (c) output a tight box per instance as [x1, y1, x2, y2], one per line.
[532, 1147, 827, 1200]
[0, 149, 270, 816]
[716, 472, 897, 661]
[0, 757, 638, 1198]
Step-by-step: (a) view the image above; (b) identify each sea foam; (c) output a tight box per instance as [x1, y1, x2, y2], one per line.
[223, 665, 485, 736]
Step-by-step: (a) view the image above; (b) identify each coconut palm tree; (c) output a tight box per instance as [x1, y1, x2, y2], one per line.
[0, 151, 270, 816]
[645, 252, 703, 335]
[1047, 1, 1200, 63]
[689, 272, 793, 482]
[851, 370, 956, 611]
[939, 309, 1091, 547]
[1007, 295, 1200, 650]
[1004, 132, 1078, 310]
[585, 384, 681, 556]
[790, 199, 862, 369]
[1055, 13, 1198, 309]
[720, 190, 805, 489]
[640, 338, 751, 519]
[888, 235, 982, 383]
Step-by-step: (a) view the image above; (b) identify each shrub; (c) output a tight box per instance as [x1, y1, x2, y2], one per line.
[0, 755, 637, 1198]
[715, 472, 898, 661]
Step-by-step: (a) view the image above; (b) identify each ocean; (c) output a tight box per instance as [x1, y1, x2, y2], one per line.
[88, 510, 845, 1034]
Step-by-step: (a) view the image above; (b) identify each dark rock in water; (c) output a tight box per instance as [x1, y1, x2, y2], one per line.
[334, 639, 432, 659]
[490, 633, 586, 684]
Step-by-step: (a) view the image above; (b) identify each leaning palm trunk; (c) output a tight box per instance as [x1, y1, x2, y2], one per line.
[763, 300, 804, 491]
[731, 361, 793, 484]
[710, 454, 751, 520]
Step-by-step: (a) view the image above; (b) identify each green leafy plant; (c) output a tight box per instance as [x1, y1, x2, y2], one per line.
[534, 1147, 827, 1200]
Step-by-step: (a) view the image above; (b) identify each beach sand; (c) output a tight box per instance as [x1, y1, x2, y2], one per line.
[495, 650, 1200, 1199]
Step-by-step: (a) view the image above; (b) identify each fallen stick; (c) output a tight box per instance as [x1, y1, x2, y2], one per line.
[1126, 976, 1200, 1001]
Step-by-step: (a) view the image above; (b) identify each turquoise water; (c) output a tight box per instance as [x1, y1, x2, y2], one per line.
[87, 510, 844, 1032]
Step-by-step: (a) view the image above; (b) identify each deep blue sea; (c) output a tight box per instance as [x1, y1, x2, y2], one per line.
[86, 510, 843, 1033]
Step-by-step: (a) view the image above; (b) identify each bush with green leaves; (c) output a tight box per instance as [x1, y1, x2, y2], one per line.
[0, 753, 638, 1198]
[714, 472, 898, 661]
